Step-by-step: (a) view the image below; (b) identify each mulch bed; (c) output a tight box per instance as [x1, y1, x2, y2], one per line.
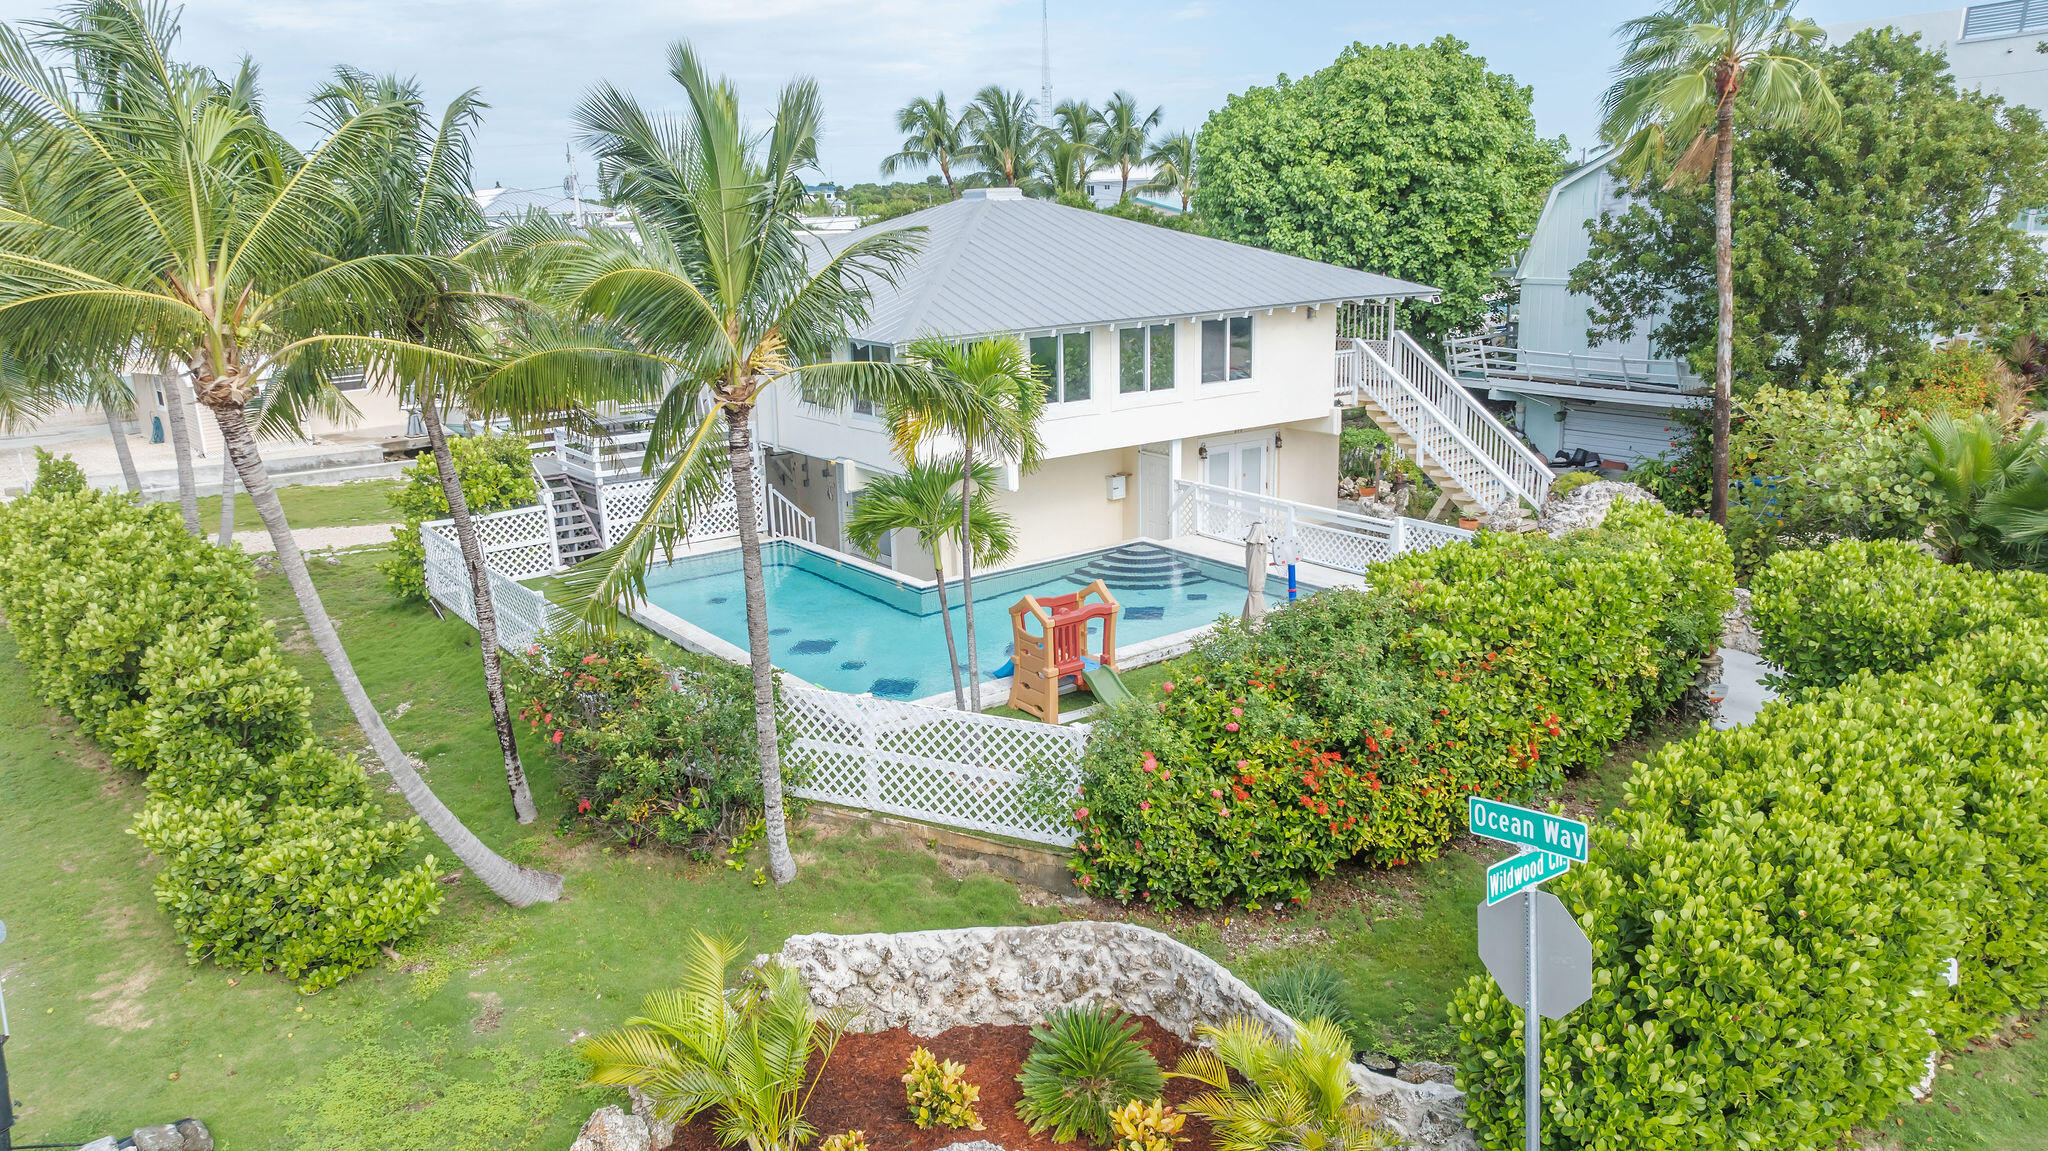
[665, 1016, 1217, 1151]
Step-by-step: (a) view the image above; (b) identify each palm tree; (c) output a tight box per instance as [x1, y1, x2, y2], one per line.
[962, 86, 1042, 188]
[1050, 99, 1102, 189]
[845, 459, 1015, 709]
[1141, 130, 1197, 213]
[75, 366, 142, 492]
[539, 42, 971, 884]
[1913, 412, 2048, 570]
[891, 337, 1044, 712]
[0, 0, 563, 906]
[578, 932, 851, 1151]
[881, 93, 970, 198]
[1098, 92, 1163, 203]
[1170, 1016, 1393, 1151]
[1600, 0, 1837, 525]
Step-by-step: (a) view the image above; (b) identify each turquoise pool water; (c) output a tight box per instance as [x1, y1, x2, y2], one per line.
[640, 541, 1304, 700]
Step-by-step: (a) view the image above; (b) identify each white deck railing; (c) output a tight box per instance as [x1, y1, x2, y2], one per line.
[1171, 480, 1470, 574]
[1444, 335, 1696, 393]
[766, 485, 817, 544]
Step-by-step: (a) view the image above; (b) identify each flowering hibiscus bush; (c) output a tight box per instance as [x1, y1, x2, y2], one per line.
[1069, 502, 1730, 909]
[511, 628, 758, 848]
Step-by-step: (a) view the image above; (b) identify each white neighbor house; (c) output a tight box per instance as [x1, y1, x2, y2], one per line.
[754, 187, 1441, 576]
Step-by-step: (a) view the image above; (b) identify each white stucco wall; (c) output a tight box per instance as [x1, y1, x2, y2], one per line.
[1827, 8, 2048, 111]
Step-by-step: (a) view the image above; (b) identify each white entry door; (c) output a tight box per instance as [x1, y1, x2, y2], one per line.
[1201, 438, 1269, 535]
[1137, 446, 1171, 538]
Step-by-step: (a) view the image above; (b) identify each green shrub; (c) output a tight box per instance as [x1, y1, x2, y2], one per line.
[1108, 1099, 1186, 1151]
[28, 447, 87, 497]
[380, 433, 539, 601]
[511, 628, 758, 847]
[1448, 622, 2048, 1151]
[816, 1133, 867, 1151]
[902, 1047, 983, 1131]
[0, 489, 441, 990]
[1547, 470, 1600, 499]
[1253, 961, 1358, 1039]
[1750, 539, 2048, 694]
[1015, 1005, 1164, 1144]
[1068, 502, 1732, 909]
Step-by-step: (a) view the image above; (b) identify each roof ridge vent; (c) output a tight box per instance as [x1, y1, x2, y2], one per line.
[961, 187, 1026, 201]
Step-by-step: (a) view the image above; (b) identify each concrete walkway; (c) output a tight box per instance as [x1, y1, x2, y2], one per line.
[233, 523, 397, 554]
[1712, 647, 1777, 730]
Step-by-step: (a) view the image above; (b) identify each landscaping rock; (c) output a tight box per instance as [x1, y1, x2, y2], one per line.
[627, 1085, 674, 1151]
[568, 1104, 653, 1151]
[131, 1124, 185, 1151]
[175, 1119, 214, 1151]
[1722, 587, 1762, 655]
[1397, 1059, 1457, 1085]
[1535, 480, 1658, 537]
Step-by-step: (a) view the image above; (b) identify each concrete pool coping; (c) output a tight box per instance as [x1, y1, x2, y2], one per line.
[624, 534, 1321, 712]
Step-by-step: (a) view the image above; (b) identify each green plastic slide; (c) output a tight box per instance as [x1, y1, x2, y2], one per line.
[1082, 664, 1132, 707]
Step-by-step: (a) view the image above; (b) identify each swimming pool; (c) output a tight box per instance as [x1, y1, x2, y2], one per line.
[637, 540, 1302, 700]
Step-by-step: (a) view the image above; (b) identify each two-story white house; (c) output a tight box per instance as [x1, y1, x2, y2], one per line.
[753, 188, 1440, 575]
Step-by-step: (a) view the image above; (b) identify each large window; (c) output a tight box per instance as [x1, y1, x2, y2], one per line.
[849, 340, 891, 416]
[1118, 324, 1176, 393]
[1030, 331, 1091, 403]
[1200, 316, 1252, 384]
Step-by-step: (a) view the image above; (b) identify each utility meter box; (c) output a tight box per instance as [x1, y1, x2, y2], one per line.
[1106, 473, 1130, 501]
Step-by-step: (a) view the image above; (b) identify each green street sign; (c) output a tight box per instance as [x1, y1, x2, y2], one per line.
[1468, 796, 1589, 863]
[1485, 849, 1573, 905]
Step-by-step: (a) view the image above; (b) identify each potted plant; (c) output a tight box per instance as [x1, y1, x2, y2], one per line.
[1457, 515, 1479, 531]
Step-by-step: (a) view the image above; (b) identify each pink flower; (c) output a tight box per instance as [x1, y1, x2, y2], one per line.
[581, 653, 600, 664]
[1231, 706, 1243, 717]
[526, 644, 540, 656]
[1211, 789, 1224, 798]
[1237, 760, 1249, 770]
[1161, 681, 1175, 693]
[1218, 807, 1231, 817]
[577, 798, 592, 813]
[552, 729, 564, 744]
[1225, 721, 1240, 732]
[1074, 807, 1090, 820]
[1140, 801, 1151, 811]
[1142, 762, 1156, 773]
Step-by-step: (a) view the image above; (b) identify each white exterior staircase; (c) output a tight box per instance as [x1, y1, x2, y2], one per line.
[1336, 331, 1554, 518]
[538, 466, 604, 564]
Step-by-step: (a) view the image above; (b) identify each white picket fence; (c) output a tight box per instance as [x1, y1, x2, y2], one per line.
[420, 523, 568, 651]
[781, 684, 1088, 846]
[1171, 480, 1470, 574]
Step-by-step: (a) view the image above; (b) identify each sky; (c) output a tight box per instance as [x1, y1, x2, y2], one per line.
[0, 0, 1956, 193]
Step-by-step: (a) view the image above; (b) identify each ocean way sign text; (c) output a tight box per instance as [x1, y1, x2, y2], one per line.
[1468, 796, 1589, 863]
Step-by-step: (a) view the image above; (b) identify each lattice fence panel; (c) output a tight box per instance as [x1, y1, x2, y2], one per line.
[1399, 518, 1476, 554]
[425, 505, 559, 581]
[420, 518, 568, 650]
[1298, 522, 1395, 571]
[781, 686, 1086, 846]
[594, 471, 765, 546]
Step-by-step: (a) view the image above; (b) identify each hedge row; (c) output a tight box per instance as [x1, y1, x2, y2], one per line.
[1066, 502, 1731, 909]
[1750, 538, 2048, 693]
[0, 491, 441, 990]
[1448, 619, 2048, 1150]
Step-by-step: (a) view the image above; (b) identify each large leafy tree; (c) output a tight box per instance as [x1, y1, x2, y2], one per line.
[0, 0, 564, 905]
[538, 42, 971, 884]
[1195, 36, 1564, 346]
[1574, 27, 2048, 389]
[1599, 0, 1838, 524]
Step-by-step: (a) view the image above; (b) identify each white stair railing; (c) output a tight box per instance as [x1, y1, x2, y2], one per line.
[1171, 480, 1472, 573]
[1348, 336, 1553, 513]
[766, 485, 816, 543]
[1387, 332, 1554, 508]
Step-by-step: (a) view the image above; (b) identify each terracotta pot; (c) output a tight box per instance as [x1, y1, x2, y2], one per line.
[1457, 517, 1479, 530]
[1360, 485, 1378, 497]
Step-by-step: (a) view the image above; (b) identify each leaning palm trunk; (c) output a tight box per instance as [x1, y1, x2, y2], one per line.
[958, 441, 983, 711]
[1710, 98, 1736, 526]
[932, 552, 965, 709]
[725, 406, 797, 884]
[101, 400, 141, 493]
[161, 369, 202, 533]
[217, 451, 236, 546]
[418, 400, 539, 824]
[207, 399, 564, 906]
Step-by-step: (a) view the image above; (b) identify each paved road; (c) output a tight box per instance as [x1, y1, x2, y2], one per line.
[233, 523, 398, 554]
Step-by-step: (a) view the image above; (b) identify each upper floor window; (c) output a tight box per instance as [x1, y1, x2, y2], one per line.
[1030, 331, 1091, 403]
[1119, 324, 1176, 393]
[1963, 0, 2048, 38]
[849, 340, 891, 416]
[1200, 316, 1252, 384]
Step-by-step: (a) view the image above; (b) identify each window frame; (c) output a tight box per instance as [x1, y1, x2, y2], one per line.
[1030, 330, 1093, 404]
[847, 340, 892, 419]
[1118, 322, 1177, 394]
[1200, 315, 1254, 384]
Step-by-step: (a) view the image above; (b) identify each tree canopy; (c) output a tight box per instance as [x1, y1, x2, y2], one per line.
[1193, 36, 1565, 343]
[1572, 28, 2048, 387]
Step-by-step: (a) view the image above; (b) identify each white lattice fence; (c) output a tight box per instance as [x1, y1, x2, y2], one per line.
[425, 504, 559, 580]
[1399, 517, 1476, 553]
[594, 470, 765, 546]
[781, 685, 1087, 846]
[420, 526, 569, 650]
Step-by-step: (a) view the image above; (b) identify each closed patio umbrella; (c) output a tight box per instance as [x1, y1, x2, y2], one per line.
[1243, 520, 1269, 623]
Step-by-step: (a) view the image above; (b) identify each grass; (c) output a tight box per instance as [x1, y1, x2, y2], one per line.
[982, 657, 1181, 721]
[188, 477, 401, 534]
[1865, 1019, 2048, 1151]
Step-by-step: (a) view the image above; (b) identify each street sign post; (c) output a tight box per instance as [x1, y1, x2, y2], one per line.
[1485, 849, 1573, 906]
[1468, 796, 1588, 861]
[1468, 803, 1592, 1151]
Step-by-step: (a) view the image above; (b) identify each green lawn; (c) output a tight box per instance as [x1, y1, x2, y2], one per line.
[189, 477, 401, 533]
[8, 547, 2040, 1148]
[1869, 1021, 2048, 1151]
